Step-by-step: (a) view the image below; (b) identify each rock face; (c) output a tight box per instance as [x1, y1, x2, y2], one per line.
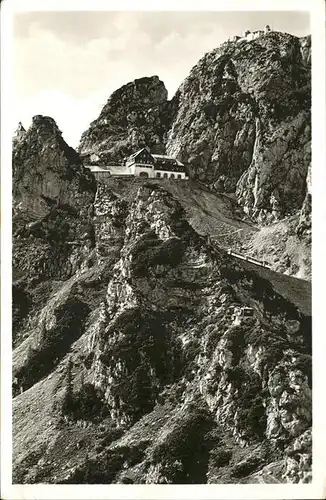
[296, 163, 311, 242]
[12, 116, 97, 343]
[13, 115, 96, 217]
[12, 29, 312, 485]
[13, 176, 311, 483]
[78, 76, 174, 164]
[167, 32, 311, 222]
[79, 31, 310, 223]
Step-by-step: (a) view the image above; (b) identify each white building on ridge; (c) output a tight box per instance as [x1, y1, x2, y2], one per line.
[86, 148, 189, 181]
[229, 25, 272, 43]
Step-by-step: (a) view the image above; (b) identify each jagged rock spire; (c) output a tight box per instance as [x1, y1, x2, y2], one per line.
[16, 121, 25, 132]
[13, 121, 26, 141]
[12, 115, 96, 217]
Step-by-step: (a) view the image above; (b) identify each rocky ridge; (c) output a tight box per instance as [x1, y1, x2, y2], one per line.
[13, 115, 96, 218]
[12, 115, 96, 343]
[12, 118, 311, 484]
[78, 76, 176, 165]
[79, 31, 311, 224]
[95, 176, 312, 280]
[167, 32, 311, 223]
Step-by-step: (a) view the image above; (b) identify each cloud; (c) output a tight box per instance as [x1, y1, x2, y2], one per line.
[13, 11, 310, 147]
[13, 89, 110, 147]
[14, 26, 121, 100]
[13, 11, 236, 103]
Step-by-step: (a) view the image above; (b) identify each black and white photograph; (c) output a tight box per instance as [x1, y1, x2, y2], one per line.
[1, 0, 326, 498]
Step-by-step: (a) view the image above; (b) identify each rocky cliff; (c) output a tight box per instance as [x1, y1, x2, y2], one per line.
[13, 122, 311, 482]
[78, 76, 175, 164]
[13, 115, 96, 217]
[296, 163, 311, 241]
[167, 32, 311, 223]
[79, 31, 311, 224]
[12, 116, 97, 344]
[12, 28, 312, 486]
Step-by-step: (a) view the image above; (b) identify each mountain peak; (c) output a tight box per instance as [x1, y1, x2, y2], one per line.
[13, 121, 26, 142]
[13, 115, 96, 217]
[78, 75, 170, 163]
[78, 31, 310, 223]
[12, 27, 312, 486]
[29, 114, 64, 140]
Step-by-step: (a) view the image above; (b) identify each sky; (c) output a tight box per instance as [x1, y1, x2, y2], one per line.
[13, 10, 310, 147]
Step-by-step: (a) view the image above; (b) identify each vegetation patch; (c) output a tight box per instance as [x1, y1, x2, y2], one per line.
[103, 308, 184, 422]
[209, 448, 232, 468]
[14, 297, 89, 392]
[131, 233, 185, 276]
[62, 441, 149, 484]
[225, 325, 246, 365]
[257, 337, 288, 371]
[293, 354, 312, 387]
[235, 371, 267, 440]
[152, 404, 214, 483]
[231, 453, 263, 478]
[12, 283, 32, 338]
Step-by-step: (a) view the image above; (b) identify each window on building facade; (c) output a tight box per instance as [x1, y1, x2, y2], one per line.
[139, 172, 149, 178]
[163, 173, 168, 178]
[156, 172, 161, 178]
[170, 174, 175, 179]
[178, 174, 182, 179]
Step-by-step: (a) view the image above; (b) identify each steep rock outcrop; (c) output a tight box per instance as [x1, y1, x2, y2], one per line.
[78, 76, 175, 164]
[13, 182, 311, 484]
[78, 32, 310, 223]
[296, 163, 311, 242]
[166, 31, 311, 221]
[13, 121, 27, 145]
[12, 116, 97, 345]
[13, 115, 96, 217]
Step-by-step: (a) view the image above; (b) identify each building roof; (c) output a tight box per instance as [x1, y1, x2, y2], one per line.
[152, 154, 184, 166]
[127, 148, 150, 161]
[125, 148, 185, 169]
